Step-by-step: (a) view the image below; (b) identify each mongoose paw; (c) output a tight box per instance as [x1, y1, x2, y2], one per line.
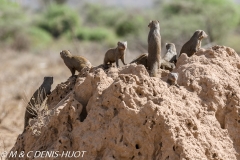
[175, 84, 180, 88]
[68, 75, 77, 80]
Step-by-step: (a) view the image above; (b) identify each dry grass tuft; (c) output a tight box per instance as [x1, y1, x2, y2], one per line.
[22, 89, 56, 136]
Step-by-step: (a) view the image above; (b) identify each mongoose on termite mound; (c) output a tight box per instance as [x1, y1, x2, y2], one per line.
[160, 59, 175, 71]
[167, 72, 179, 87]
[147, 20, 161, 77]
[23, 77, 53, 132]
[130, 53, 148, 67]
[160, 43, 177, 71]
[103, 41, 127, 68]
[60, 50, 92, 77]
[130, 52, 175, 71]
[179, 30, 208, 58]
[163, 43, 177, 63]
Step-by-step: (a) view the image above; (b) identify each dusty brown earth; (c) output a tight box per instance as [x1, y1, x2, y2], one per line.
[0, 49, 68, 159]
[7, 46, 240, 159]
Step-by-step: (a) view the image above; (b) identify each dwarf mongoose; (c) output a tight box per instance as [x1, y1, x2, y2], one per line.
[103, 41, 127, 68]
[160, 43, 177, 71]
[24, 77, 53, 132]
[130, 53, 148, 67]
[179, 30, 208, 58]
[163, 43, 177, 63]
[160, 59, 175, 71]
[167, 72, 179, 87]
[60, 50, 92, 77]
[147, 20, 161, 77]
[130, 53, 175, 71]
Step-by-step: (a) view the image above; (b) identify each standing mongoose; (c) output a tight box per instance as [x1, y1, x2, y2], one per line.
[179, 30, 208, 58]
[103, 41, 127, 68]
[23, 77, 53, 132]
[147, 20, 161, 77]
[60, 50, 92, 77]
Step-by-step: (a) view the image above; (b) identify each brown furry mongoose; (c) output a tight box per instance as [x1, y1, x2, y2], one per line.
[179, 30, 208, 58]
[163, 43, 177, 63]
[160, 59, 175, 71]
[131, 42, 176, 71]
[160, 43, 177, 71]
[103, 41, 127, 68]
[130, 52, 175, 71]
[60, 50, 92, 77]
[130, 53, 148, 67]
[167, 72, 179, 87]
[23, 77, 53, 132]
[147, 20, 161, 77]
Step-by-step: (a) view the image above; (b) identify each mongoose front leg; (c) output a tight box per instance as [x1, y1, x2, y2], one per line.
[103, 62, 108, 69]
[197, 40, 201, 50]
[70, 68, 76, 77]
[103, 57, 108, 68]
[115, 56, 119, 68]
[120, 55, 126, 65]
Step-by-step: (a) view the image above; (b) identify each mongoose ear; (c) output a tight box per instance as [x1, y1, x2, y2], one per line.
[148, 20, 152, 27]
[202, 31, 208, 37]
[157, 20, 159, 23]
[117, 42, 120, 46]
[165, 43, 168, 46]
[199, 30, 208, 38]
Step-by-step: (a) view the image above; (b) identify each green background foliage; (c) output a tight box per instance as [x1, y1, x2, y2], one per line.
[37, 4, 80, 38]
[0, 0, 239, 52]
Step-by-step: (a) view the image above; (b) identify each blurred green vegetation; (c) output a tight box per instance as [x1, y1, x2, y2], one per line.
[116, 16, 145, 37]
[159, 0, 240, 44]
[0, 0, 239, 53]
[0, 0, 28, 50]
[37, 4, 80, 38]
[75, 27, 117, 46]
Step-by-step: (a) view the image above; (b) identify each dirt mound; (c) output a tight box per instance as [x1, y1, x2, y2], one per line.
[9, 46, 240, 160]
